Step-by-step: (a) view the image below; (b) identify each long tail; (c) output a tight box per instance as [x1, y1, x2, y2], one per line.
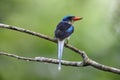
[58, 40, 65, 70]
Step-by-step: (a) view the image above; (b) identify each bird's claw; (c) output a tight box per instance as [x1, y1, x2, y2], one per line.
[65, 39, 69, 44]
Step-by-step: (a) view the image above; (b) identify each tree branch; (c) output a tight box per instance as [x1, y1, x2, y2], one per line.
[0, 52, 83, 67]
[0, 23, 120, 75]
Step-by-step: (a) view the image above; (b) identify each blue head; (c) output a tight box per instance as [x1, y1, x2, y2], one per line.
[62, 15, 82, 23]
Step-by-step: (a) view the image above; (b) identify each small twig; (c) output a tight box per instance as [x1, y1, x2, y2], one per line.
[0, 23, 120, 75]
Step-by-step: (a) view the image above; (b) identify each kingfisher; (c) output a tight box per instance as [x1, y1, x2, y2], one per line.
[54, 15, 82, 70]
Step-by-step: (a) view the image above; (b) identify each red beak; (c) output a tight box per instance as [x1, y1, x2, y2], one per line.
[72, 16, 83, 21]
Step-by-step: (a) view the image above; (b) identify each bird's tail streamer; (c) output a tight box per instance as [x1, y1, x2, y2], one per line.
[58, 40, 65, 70]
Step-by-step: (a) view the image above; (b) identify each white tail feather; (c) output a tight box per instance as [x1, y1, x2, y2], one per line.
[58, 40, 65, 70]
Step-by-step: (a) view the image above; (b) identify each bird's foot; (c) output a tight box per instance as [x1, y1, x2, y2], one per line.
[65, 39, 69, 45]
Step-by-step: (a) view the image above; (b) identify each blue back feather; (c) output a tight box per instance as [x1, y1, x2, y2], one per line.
[66, 26, 74, 32]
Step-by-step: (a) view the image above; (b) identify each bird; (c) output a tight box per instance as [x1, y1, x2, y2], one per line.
[54, 15, 82, 70]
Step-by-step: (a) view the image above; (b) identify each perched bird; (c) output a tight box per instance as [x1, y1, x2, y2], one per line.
[54, 16, 82, 70]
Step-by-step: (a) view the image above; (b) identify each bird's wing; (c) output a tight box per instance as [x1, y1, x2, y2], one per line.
[55, 22, 74, 40]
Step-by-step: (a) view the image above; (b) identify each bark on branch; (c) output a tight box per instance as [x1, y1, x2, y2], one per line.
[0, 23, 120, 75]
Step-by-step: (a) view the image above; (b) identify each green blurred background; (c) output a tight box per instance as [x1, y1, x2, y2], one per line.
[0, 0, 120, 80]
